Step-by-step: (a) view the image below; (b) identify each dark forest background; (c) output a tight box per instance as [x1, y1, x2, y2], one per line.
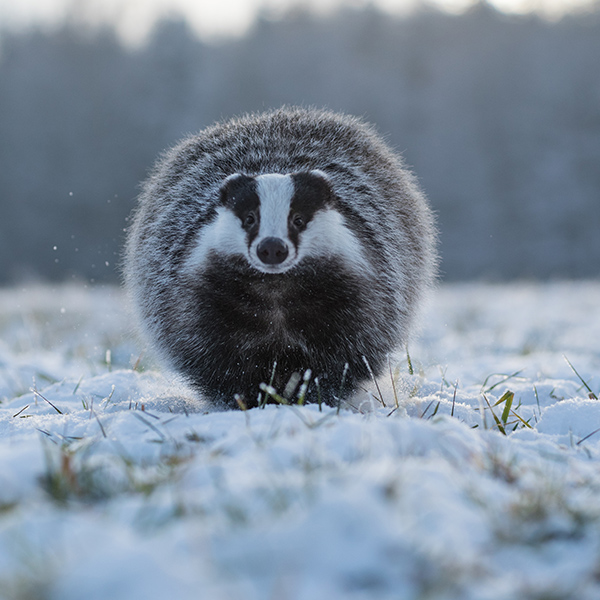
[0, 3, 599, 283]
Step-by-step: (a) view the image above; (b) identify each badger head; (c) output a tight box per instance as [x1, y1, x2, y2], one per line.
[185, 170, 369, 275]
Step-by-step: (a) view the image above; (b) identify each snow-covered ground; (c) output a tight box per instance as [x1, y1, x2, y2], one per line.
[1, 281, 599, 600]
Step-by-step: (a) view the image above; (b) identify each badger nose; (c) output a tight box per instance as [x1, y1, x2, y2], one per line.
[257, 237, 289, 265]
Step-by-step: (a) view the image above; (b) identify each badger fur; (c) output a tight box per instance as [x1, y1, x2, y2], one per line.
[124, 107, 436, 408]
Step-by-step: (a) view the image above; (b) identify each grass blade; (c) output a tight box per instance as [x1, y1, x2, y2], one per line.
[451, 380, 458, 417]
[30, 388, 63, 415]
[577, 427, 600, 446]
[388, 357, 399, 409]
[482, 394, 506, 435]
[499, 391, 514, 424]
[72, 375, 84, 395]
[564, 355, 597, 399]
[482, 370, 523, 393]
[12, 405, 30, 418]
[259, 383, 289, 405]
[297, 369, 312, 406]
[362, 356, 385, 407]
[406, 347, 414, 376]
[509, 409, 533, 429]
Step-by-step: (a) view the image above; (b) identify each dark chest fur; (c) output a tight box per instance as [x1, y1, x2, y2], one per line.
[177, 256, 388, 406]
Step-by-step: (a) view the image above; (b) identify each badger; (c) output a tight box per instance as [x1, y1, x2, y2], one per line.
[124, 107, 436, 408]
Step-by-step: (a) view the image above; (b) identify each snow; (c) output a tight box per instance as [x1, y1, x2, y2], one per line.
[1, 281, 600, 599]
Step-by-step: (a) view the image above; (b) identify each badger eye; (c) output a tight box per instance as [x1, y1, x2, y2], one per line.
[243, 212, 256, 228]
[292, 214, 305, 229]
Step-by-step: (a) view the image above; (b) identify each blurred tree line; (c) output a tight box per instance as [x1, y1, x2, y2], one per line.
[0, 2, 599, 282]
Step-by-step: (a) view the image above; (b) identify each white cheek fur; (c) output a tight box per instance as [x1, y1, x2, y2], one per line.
[183, 208, 247, 274]
[298, 209, 374, 275]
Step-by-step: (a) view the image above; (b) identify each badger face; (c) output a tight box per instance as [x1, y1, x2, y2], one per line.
[185, 169, 369, 276]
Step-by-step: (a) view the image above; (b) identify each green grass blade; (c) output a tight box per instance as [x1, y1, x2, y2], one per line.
[499, 391, 514, 424]
[564, 355, 597, 399]
[509, 409, 533, 429]
[483, 394, 506, 435]
[482, 370, 523, 393]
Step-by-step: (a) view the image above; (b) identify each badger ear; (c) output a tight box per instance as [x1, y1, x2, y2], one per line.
[291, 170, 334, 207]
[219, 173, 255, 207]
[308, 169, 329, 181]
[222, 173, 250, 185]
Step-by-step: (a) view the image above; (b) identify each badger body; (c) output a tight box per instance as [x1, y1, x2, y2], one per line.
[124, 107, 436, 408]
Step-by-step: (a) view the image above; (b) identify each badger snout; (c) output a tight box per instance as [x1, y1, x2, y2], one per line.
[256, 237, 289, 265]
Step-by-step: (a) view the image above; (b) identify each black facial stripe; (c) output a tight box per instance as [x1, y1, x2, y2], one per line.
[288, 171, 334, 247]
[219, 174, 261, 242]
[220, 174, 259, 213]
[290, 171, 333, 216]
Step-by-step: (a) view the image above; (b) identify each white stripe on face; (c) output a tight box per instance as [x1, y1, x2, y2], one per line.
[255, 174, 294, 240]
